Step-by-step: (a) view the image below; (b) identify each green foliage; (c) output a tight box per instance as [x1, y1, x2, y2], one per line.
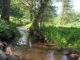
[10, 0, 31, 26]
[41, 24, 80, 49]
[43, 5, 57, 22]
[41, 25, 67, 47]
[0, 20, 19, 41]
[10, 0, 57, 26]
[53, 12, 80, 27]
[10, 15, 31, 26]
[10, 0, 24, 17]
[60, 0, 73, 24]
[73, 40, 80, 50]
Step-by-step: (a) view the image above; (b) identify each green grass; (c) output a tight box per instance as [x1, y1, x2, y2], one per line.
[23, 19, 80, 50]
[41, 23, 80, 50]
[25, 23, 32, 28]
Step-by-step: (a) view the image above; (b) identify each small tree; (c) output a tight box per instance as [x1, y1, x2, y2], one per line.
[60, 0, 73, 24]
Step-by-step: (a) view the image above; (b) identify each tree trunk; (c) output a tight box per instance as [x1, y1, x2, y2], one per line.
[39, 0, 44, 31]
[0, 0, 2, 12]
[29, 0, 49, 42]
[30, 10, 33, 21]
[31, 0, 49, 31]
[1, 0, 10, 21]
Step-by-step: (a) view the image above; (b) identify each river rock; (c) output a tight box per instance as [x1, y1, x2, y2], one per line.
[0, 50, 7, 60]
[0, 40, 4, 50]
[77, 57, 80, 60]
[6, 54, 20, 60]
[70, 54, 79, 59]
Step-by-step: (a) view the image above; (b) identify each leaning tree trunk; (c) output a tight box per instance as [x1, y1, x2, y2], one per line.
[1, 0, 10, 21]
[29, 0, 49, 43]
[31, 0, 49, 31]
[39, 0, 45, 31]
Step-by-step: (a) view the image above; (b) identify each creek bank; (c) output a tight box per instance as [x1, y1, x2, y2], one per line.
[0, 40, 20, 60]
[28, 29, 48, 43]
[28, 28, 80, 60]
[63, 47, 80, 60]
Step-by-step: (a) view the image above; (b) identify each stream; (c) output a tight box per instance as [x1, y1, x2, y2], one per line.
[8, 27, 76, 60]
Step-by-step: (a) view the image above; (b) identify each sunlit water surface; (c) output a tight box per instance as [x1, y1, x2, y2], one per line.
[9, 27, 76, 60]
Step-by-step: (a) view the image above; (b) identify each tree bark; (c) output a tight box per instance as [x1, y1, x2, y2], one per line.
[31, 0, 49, 31]
[1, 0, 10, 21]
[0, 1, 2, 13]
[30, 10, 33, 21]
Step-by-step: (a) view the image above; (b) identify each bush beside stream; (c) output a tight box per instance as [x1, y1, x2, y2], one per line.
[0, 20, 19, 41]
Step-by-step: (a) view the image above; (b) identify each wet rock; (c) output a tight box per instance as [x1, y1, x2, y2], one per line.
[63, 47, 80, 60]
[63, 50, 69, 55]
[0, 50, 7, 60]
[0, 39, 20, 60]
[0, 40, 4, 50]
[0, 40, 8, 51]
[63, 48, 80, 60]
[5, 46, 20, 60]
[62, 47, 69, 55]
[70, 54, 79, 59]
[6, 54, 20, 60]
[77, 57, 80, 60]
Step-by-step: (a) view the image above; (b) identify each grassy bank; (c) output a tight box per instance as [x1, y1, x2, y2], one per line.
[41, 24, 80, 50]
[24, 22, 80, 50]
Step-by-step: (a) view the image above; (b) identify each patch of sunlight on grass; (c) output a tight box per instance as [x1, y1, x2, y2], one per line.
[25, 23, 32, 28]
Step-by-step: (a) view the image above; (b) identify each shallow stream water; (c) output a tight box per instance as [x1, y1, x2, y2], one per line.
[9, 27, 76, 60]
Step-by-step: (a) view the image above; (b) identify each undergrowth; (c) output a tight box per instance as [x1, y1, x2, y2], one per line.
[41, 24, 80, 50]
[0, 20, 19, 41]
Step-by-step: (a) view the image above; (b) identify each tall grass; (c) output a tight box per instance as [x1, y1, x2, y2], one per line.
[41, 25, 80, 50]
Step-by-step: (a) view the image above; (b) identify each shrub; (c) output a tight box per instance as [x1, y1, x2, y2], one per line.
[0, 20, 19, 41]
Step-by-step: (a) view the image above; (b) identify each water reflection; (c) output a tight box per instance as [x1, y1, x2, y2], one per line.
[9, 27, 75, 60]
[17, 27, 28, 45]
[60, 55, 67, 60]
[28, 41, 32, 49]
[47, 51, 54, 60]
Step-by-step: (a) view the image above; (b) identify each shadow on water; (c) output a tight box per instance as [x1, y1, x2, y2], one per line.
[9, 27, 76, 60]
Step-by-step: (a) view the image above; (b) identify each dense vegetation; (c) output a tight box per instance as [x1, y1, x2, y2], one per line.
[0, 20, 19, 41]
[0, 0, 80, 50]
[41, 25, 80, 50]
